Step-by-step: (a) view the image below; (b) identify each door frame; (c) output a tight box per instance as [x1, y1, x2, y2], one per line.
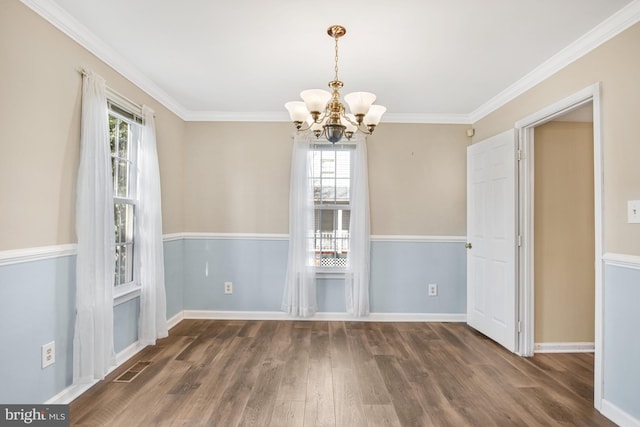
[514, 83, 603, 409]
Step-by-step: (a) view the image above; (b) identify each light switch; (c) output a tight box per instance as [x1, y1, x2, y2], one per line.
[628, 200, 640, 223]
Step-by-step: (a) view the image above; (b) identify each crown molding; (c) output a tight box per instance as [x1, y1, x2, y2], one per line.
[182, 110, 290, 122]
[382, 113, 472, 125]
[19, 0, 190, 120]
[181, 111, 472, 124]
[469, 0, 640, 123]
[21, 0, 640, 125]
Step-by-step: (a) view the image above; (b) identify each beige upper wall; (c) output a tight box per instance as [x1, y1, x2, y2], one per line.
[534, 121, 594, 343]
[368, 124, 469, 236]
[184, 122, 292, 234]
[473, 22, 640, 255]
[183, 122, 470, 236]
[0, 0, 185, 251]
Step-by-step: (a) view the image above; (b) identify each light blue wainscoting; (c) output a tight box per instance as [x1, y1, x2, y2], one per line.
[370, 241, 466, 313]
[603, 262, 640, 421]
[113, 297, 139, 353]
[183, 238, 289, 311]
[164, 239, 185, 319]
[0, 255, 75, 404]
[181, 237, 467, 315]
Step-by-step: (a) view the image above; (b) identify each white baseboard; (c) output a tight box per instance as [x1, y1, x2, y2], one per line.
[167, 311, 184, 329]
[602, 399, 640, 427]
[45, 341, 147, 405]
[534, 342, 595, 353]
[183, 310, 466, 322]
[44, 381, 98, 405]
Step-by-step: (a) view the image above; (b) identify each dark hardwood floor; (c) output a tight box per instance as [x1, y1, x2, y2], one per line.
[70, 320, 615, 426]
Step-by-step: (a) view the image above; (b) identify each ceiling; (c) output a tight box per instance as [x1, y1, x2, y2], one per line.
[32, 0, 636, 122]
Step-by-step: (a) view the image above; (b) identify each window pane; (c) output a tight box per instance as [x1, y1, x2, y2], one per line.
[118, 120, 129, 158]
[109, 116, 117, 154]
[336, 178, 349, 202]
[115, 244, 134, 286]
[313, 179, 322, 202]
[114, 203, 134, 244]
[336, 151, 350, 178]
[321, 156, 335, 177]
[314, 208, 350, 267]
[116, 160, 129, 198]
[321, 179, 335, 203]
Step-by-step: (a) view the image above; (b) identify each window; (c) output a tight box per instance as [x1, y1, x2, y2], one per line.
[108, 102, 141, 288]
[311, 144, 354, 268]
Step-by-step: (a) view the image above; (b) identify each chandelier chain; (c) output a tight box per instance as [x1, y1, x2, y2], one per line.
[334, 35, 340, 82]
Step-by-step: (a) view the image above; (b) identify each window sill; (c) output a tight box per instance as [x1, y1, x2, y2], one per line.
[316, 268, 349, 280]
[114, 283, 141, 306]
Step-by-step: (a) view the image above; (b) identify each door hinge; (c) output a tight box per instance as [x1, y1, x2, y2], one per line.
[516, 149, 521, 161]
[517, 235, 522, 247]
[518, 321, 521, 333]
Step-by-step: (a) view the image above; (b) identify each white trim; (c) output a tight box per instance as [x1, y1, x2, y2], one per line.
[114, 341, 146, 366]
[44, 381, 97, 405]
[601, 399, 640, 427]
[182, 111, 473, 124]
[181, 232, 289, 241]
[0, 234, 465, 267]
[182, 310, 466, 322]
[371, 235, 466, 243]
[515, 83, 604, 410]
[381, 113, 471, 124]
[45, 340, 146, 404]
[165, 233, 467, 243]
[534, 342, 595, 353]
[167, 311, 184, 330]
[19, 0, 640, 124]
[603, 252, 640, 271]
[113, 284, 142, 305]
[0, 244, 76, 266]
[162, 233, 184, 242]
[19, 0, 190, 120]
[470, 1, 640, 123]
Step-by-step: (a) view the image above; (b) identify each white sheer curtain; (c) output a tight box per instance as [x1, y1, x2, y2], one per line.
[73, 70, 116, 382]
[345, 136, 371, 317]
[282, 135, 317, 317]
[136, 106, 168, 345]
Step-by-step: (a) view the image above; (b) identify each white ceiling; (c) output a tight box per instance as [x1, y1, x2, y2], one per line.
[32, 0, 636, 122]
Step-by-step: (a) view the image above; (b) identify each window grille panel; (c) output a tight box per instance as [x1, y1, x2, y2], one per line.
[109, 107, 139, 289]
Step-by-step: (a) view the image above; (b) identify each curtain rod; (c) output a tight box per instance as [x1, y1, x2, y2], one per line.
[77, 67, 145, 116]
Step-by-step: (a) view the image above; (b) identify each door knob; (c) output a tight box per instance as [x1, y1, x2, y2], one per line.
[465, 243, 472, 249]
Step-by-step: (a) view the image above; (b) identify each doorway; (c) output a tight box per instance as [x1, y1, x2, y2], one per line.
[515, 83, 604, 409]
[533, 105, 595, 352]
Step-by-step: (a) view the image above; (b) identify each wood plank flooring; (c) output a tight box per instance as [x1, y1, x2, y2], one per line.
[70, 320, 615, 426]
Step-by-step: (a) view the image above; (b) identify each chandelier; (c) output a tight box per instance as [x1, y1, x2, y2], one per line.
[285, 25, 386, 144]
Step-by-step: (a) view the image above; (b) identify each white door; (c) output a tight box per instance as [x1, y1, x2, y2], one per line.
[467, 130, 518, 352]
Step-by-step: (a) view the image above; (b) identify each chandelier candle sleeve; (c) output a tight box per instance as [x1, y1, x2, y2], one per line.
[285, 25, 386, 144]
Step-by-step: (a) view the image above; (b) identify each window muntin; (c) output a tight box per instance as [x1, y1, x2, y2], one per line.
[109, 108, 139, 287]
[311, 144, 353, 268]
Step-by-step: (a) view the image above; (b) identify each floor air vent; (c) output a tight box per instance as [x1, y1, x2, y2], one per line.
[113, 361, 152, 383]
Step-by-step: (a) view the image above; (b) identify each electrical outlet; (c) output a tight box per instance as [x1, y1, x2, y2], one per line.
[42, 341, 55, 368]
[224, 282, 233, 295]
[428, 283, 438, 297]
